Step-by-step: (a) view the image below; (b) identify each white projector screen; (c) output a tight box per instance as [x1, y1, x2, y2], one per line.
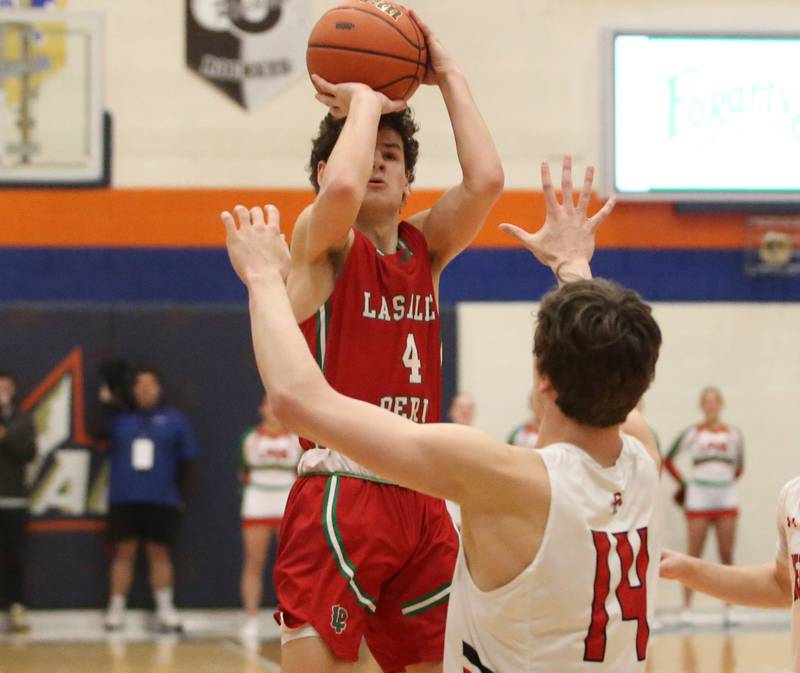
[605, 33, 800, 203]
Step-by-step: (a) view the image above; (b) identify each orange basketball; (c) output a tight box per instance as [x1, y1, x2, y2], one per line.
[307, 0, 428, 102]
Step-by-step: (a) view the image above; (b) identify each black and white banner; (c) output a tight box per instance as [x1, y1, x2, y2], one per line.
[186, 0, 311, 110]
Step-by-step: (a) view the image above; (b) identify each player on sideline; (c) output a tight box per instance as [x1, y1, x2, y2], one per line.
[660, 479, 796, 671]
[254, 10, 501, 673]
[663, 386, 744, 621]
[222, 156, 664, 673]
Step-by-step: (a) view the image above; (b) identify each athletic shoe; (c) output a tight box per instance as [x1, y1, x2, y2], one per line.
[104, 606, 125, 632]
[239, 616, 260, 643]
[9, 604, 30, 633]
[722, 605, 739, 627]
[155, 608, 183, 633]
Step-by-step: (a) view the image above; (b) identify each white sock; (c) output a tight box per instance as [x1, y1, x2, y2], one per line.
[109, 595, 126, 612]
[155, 588, 175, 615]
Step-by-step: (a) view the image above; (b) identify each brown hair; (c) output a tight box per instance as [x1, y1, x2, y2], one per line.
[534, 279, 661, 427]
[307, 109, 420, 193]
[699, 386, 723, 404]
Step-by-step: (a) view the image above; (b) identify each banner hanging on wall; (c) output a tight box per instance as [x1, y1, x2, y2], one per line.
[186, 0, 311, 110]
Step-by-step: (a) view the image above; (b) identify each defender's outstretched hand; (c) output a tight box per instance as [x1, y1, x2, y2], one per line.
[222, 204, 290, 286]
[500, 156, 616, 283]
[311, 74, 406, 118]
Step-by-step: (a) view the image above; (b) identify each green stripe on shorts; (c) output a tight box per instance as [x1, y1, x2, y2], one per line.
[321, 475, 378, 613]
[400, 581, 451, 617]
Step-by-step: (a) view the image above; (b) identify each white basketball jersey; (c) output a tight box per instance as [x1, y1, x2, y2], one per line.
[241, 428, 301, 490]
[672, 424, 743, 486]
[774, 476, 800, 672]
[444, 434, 662, 673]
[508, 422, 540, 450]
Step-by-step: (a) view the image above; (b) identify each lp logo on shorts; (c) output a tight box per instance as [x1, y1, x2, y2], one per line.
[331, 605, 349, 634]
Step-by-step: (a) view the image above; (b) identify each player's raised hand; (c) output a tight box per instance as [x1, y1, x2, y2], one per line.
[311, 74, 406, 118]
[407, 9, 457, 85]
[500, 156, 616, 282]
[222, 203, 290, 286]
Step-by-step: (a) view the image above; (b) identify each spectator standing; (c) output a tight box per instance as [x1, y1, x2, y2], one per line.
[445, 392, 476, 527]
[0, 372, 36, 632]
[103, 367, 199, 632]
[507, 390, 542, 449]
[238, 393, 301, 642]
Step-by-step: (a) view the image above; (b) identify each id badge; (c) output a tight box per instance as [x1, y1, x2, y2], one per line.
[131, 437, 155, 471]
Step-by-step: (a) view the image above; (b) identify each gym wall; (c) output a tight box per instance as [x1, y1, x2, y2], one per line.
[2, 0, 800, 610]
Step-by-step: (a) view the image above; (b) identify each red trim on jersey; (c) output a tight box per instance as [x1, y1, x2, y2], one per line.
[697, 423, 730, 433]
[584, 531, 611, 662]
[242, 517, 282, 528]
[685, 508, 738, 520]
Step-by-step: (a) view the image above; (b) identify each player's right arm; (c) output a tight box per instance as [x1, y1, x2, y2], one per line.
[296, 78, 405, 263]
[660, 549, 791, 608]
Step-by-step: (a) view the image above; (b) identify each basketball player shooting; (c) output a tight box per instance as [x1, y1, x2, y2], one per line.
[223, 157, 665, 673]
[232, 9, 502, 673]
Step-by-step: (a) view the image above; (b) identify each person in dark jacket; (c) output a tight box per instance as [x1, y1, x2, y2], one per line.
[0, 372, 37, 633]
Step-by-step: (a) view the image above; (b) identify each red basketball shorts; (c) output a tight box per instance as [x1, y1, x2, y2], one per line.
[273, 474, 458, 672]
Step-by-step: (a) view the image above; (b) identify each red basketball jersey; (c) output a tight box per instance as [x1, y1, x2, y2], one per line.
[299, 221, 441, 460]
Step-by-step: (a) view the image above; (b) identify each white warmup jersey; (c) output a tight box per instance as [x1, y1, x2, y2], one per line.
[508, 422, 540, 450]
[775, 477, 800, 672]
[240, 428, 302, 521]
[668, 424, 744, 514]
[444, 434, 662, 673]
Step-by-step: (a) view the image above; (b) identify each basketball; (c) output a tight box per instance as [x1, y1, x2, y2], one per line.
[307, 0, 428, 102]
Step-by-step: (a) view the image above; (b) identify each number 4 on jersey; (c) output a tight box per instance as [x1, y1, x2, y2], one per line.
[403, 333, 422, 384]
[584, 528, 650, 663]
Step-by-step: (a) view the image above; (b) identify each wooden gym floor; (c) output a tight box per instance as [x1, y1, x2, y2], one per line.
[0, 610, 792, 672]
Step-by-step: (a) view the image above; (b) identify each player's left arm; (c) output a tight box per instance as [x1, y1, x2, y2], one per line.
[222, 205, 531, 510]
[661, 483, 794, 607]
[660, 549, 791, 608]
[404, 11, 504, 275]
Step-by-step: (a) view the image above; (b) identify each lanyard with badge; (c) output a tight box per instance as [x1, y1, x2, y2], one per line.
[131, 414, 156, 471]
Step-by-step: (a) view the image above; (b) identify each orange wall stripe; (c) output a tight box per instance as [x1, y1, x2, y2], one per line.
[0, 188, 746, 249]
